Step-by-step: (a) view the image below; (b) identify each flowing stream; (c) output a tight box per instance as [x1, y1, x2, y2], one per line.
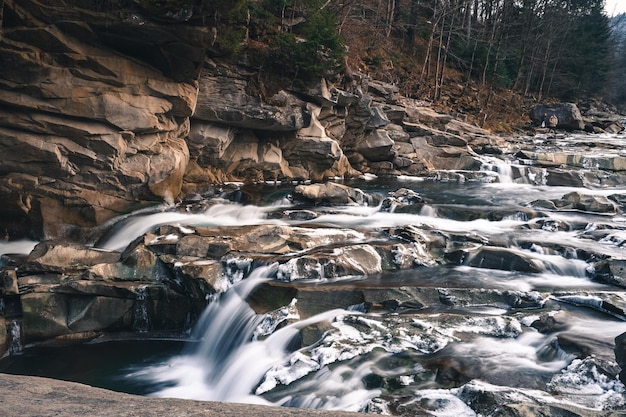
[2, 132, 626, 415]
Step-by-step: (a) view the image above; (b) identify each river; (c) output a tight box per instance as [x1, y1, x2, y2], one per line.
[1, 132, 626, 415]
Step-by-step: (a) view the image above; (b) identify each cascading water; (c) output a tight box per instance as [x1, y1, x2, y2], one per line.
[77, 158, 626, 414]
[132, 285, 150, 333]
[4, 132, 626, 415]
[7, 319, 23, 355]
[125, 264, 380, 410]
[98, 203, 271, 252]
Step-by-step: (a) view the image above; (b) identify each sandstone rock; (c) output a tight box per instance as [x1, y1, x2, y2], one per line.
[561, 191, 619, 213]
[447, 246, 542, 273]
[0, 373, 370, 417]
[367, 79, 400, 102]
[388, 243, 437, 268]
[1, 269, 19, 296]
[187, 121, 235, 164]
[520, 150, 626, 172]
[366, 106, 391, 129]
[427, 133, 468, 147]
[194, 65, 306, 131]
[276, 103, 352, 180]
[385, 123, 411, 142]
[22, 241, 120, 274]
[20, 291, 134, 342]
[594, 259, 626, 288]
[276, 244, 383, 281]
[535, 191, 621, 214]
[292, 182, 370, 205]
[406, 105, 453, 126]
[357, 129, 395, 162]
[0, 0, 205, 240]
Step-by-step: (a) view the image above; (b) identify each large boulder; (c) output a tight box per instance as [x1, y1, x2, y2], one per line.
[529, 103, 585, 131]
[292, 182, 370, 205]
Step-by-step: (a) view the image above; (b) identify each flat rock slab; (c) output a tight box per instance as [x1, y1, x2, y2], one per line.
[0, 373, 368, 417]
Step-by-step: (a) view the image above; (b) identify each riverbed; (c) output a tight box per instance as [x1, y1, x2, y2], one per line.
[2, 132, 626, 416]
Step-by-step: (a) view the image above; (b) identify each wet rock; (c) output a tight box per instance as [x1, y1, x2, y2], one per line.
[357, 129, 395, 162]
[456, 380, 610, 417]
[295, 287, 367, 319]
[20, 290, 134, 342]
[447, 246, 542, 273]
[531, 191, 619, 214]
[554, 294, 626, 320]
[3, 235, 218, 346]
[615, 332, 626, 385]
[594, 259, 626, 288]
[292, 182, 370, 205]
[561, 191, 619, 213]
[1, 269, 19, 296]
[276, 244, 383, 281]
[160, 255, 223, 294]
[530, 314, 566, 334]
[387, 243, 437, 269]
[22, 241, 120, 274]
[544, 169, 585, 187]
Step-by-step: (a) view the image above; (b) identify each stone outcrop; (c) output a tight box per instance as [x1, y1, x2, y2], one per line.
[0, 0, 511, 240]
[0, 0, 518, 363]
[0, 185, 447, 348]
[0, 0, 209, 241]
[10, 238, 211, 343]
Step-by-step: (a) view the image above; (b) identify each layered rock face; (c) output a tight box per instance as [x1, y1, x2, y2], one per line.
[0, 0, 208, 240]
[0, 0, 510, 242]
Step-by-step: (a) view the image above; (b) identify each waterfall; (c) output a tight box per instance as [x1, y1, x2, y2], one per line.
[7, 319, 23, 355]
[129, 265, 282, 403]
[479, 156, 515, 183]
[0, 240, 38, 257]
[132, 285, 150, 333]
[128, 264, 378, 409]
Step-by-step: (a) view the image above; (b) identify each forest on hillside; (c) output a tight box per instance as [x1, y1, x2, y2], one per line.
[143, 0, 625, 117]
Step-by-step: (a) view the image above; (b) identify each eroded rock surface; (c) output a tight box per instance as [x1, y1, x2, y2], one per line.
[0, 0, 208, 240]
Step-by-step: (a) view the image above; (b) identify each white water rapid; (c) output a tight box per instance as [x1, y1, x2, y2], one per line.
[125, 265, 380, 410]
[96, 149, 626, 414]
[6, 132, 626, 416]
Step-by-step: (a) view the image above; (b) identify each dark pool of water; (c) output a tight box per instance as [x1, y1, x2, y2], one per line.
[0, 339, 184, 395]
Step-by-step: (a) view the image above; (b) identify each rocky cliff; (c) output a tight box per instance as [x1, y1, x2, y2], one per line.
[0, 0, 509, 243]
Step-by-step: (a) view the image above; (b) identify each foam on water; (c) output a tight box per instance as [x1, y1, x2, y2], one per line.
[60, 156, 626, 414]
[99, 203, 273, 251]
[308, 210, 526, 235]
[0, 240, 38, 256]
